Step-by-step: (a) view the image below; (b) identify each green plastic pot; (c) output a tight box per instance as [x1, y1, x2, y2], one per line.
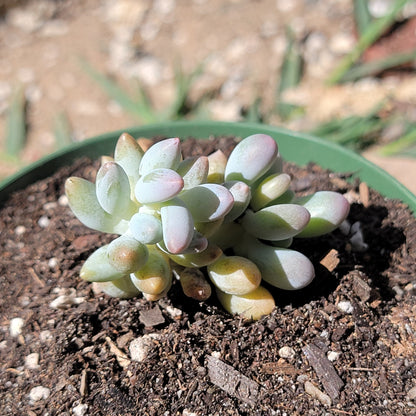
[1, 121, 415, 215]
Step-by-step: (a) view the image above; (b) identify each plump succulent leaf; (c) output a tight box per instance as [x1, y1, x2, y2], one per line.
[241, 204, 310, 240]
[174, 266, 212, 301]
[194, 218, 224, 238]
[135, 168, 184, 204]
[269, 237, 293, 248]
[166, 242, 223, 267]
[250, 173, 291, 211]
[114, 132, 144, 188]
[222, 181, 251, 222]
[209, 221, 244, 250]
[160, 199, 194, 254]
[294, 191, 350, 238]
[176, 156, 209, 190]
[129, 212, 163, 244]
[95, 275, 141, 299]
[225, 134, 278, 184]
[130, 246, 171, 295]
[207, 256, 261, 295]
[80, 245, 126, 282]
[107, 235, 149, 273]
[180, 184, 234, 222]
[216, 286, 275, 320]
[65, 177, 128, 234]
[139, 137, 182, 175]
[237, 237, 315, 290]
[207, 149, 227, 183]
[96, 161, 135, 217]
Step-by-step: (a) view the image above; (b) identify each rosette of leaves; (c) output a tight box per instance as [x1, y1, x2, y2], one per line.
[65, 133, 349, 320]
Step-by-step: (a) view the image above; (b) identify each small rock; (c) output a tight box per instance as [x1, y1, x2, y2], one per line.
[50, 288, 85, 309]
[139, 305, 165, 327]
[10, 318, 24, 337]
[39, 330, 53, 343]
[407, 385, 416, 401]
[29, 386, 51, 402]
[25, 353, 40, 370]
[58, 195, 68, 206]
[129, 334, 162, 362]
[279, 346, 296, 359]
[72, 403, 88, 416]
[304, 381, 332, 406]
[327, 351, 340, 362]
[48, 257, 58, 270]
[14, 225, 26, 235]
[337, 300, 354, 314]
[165, 305, 183, 319]
[38, 215, 50, 228]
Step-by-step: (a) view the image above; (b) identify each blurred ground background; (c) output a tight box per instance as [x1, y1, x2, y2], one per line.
[0, 0, 415, 193]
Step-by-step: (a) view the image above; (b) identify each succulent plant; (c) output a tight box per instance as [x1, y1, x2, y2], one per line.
[65, 132, 350, 320]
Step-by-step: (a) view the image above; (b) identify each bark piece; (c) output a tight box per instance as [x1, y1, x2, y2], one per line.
[207, 355, 259, 405]
[320, 249, 340, 272]
[302, 344, 344, 400]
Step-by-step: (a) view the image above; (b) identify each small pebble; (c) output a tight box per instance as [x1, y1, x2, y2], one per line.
[38, 215, 50, 228]
[58, 194, 68, 206]
[14, 225, 26, 235]
[129, 334, 162, 362]
[337, 300, 354, 314]
[39, 330, 53, 343]
[72, 403, 88, 416]
[304, 381, 332, 406]
[407, 385, 416, 401]
[25, 352, 40, 370]
[48, 257, 58, 269]
[10, 317, 24, 337]
[29, 386, 50, 402]
[279, 346, 296, 359]
[327, 351, 340, 362]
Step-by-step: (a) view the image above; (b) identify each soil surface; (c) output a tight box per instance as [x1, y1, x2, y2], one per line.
[1, 137, 416, 415]
[0, 0, 416, 193]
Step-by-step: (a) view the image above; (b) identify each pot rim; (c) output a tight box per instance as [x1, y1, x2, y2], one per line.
[1, 120, 415, 214]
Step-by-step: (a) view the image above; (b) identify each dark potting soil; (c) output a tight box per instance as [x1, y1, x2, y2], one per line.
[0, 136, 416, 416]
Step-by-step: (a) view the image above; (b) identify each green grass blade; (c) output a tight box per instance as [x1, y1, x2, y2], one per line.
[275, 27, 303, 119]
[340, 49, 416, 82]
[5, 86, 27, 158]
[379, 126, 416, 156]
[53, 112, 74, 149]
[327, 0, 410, 85]
[354, 0, 373, 35]
[164, 62, 204, 120]
[80, 59, 157, 123]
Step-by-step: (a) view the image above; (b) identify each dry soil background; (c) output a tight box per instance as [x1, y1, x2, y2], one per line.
[0, 0, 416, 192]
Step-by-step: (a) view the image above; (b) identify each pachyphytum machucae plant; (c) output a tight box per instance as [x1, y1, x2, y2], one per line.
[65, 133, 349, 320]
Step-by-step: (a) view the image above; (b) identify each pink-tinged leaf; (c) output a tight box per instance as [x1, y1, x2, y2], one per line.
[222, 181, 251, 222]
[135, 168, 184, 204]
[96, 161, 135, 217]
[160, 201, 194, 254]
[114, 132, 144, 187]
[139, 137, 182, 175]
[241, 204, 310, 240]
[295, 191, 350, 238]
[176, 156, 209, 190]
[225, 134, 278, 184]
[65, 177, 128, 234]
[180, 184, 234, 222]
